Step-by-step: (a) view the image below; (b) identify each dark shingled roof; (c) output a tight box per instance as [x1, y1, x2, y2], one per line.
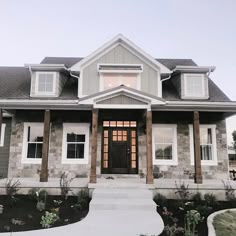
[41, 57, 83, 68]
[156, 58, 197, 70]
[0, 57, 231, 102]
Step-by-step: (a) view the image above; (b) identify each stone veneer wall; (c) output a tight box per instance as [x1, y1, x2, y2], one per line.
[152, 119, 228, 180]
[8, 117, 91, 178]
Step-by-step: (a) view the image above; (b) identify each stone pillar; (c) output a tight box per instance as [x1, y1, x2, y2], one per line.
[193, 111, 203, 184]
[146, 110, 154, 184]
[90, 109, 98, 183]
[40, 110, 50, 182]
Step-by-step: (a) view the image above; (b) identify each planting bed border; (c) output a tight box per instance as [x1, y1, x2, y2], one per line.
[207, 208, 236, 236]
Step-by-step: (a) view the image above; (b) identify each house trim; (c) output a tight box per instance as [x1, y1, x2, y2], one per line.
[189, 124, 218, 166]
[0, 123, 6, 147]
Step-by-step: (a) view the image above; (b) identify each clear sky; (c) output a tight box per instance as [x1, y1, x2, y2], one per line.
[0, 0, 236, 144]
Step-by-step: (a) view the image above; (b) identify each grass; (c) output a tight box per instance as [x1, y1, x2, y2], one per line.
[213, 210, 236, 236]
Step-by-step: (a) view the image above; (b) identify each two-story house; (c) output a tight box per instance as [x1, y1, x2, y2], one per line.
[0, 34, 235, 185]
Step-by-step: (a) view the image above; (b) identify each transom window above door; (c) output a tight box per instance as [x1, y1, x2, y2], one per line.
[98, 64, 143, 91]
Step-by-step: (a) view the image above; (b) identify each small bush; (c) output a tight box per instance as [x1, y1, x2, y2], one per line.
[204, 193, 218, 207]
[175, 180, 191, 202]
[40, 211, 59, 228]
[71, 189, 90, 211]
[6, 179, 21, 199]
[191, 192, 202, 204]
[153, 193, 167, 207]
[60, 172, 74, 199]
[222, 180, 236, 201]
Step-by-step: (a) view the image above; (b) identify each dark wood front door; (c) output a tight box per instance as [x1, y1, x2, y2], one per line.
[102, 121, 138, 174]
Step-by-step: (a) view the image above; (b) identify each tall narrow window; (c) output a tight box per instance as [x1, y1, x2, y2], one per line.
[189, 124, 217, 165]
[152, 124, 178, 165]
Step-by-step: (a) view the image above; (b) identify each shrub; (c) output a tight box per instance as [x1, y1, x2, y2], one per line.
[71, 189, 90, 211]
[40, 211, 59, 228]
[60, 172, 74, 199]
[204, 193, 218, 207]
[175, 180, 191, 202]
[184, 210, 203, 236]
[222, 180, 236, 201]
[191, 192, 202, 204]
[6, 179, 21, 199]
[28, 188, 48, 211]
[153, 193, 167, 207]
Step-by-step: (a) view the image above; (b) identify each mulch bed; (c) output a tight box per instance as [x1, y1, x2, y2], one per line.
[0, 195, 89, 232]
[157, 199, 236, 236]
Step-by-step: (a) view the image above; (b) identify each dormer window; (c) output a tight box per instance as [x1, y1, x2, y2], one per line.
[182, 73, 209, 99]
[98, 64, 143, 91]
[35, 72, 57, 96]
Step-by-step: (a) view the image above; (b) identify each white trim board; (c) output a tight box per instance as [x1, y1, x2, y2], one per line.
[0, 123, 6, 147]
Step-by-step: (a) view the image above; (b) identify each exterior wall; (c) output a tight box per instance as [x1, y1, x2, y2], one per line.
[8, 111, 91, 178]
[0, 118, 11, 178]
[152, 112, 228, 180]
[82, 44, 159, 96]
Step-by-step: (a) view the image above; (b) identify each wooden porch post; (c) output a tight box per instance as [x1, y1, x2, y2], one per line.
[146, 110, 154, 184]
[90, 109, 98, 183]
[40, 110, 50, 182]
[193, 111, 203, 184]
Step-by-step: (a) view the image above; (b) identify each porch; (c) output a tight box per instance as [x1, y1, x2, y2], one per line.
[0, 177, 234, 200]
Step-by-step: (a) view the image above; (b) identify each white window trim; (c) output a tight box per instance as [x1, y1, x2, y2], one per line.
[189, 124, 217, 166]
[0, 123, 6, 147]
[62, 123, 90, 164]
[35, 71, 57, 96]
[152, 124, 178, 165]
[22, 122, 44, 164]
[182, 73, 208, 99]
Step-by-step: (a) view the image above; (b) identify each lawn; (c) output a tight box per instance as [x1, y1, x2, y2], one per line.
[0, 190, 90, 232]
[213, 210, 236, 236]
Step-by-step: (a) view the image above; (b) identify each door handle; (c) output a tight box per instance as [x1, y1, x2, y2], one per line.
[127, 148, 130, 155]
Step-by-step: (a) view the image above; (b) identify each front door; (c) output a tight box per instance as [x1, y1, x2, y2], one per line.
[102, 121, 138, 174]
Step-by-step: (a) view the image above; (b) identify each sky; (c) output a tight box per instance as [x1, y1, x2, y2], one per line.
[0, 0, 236, 144]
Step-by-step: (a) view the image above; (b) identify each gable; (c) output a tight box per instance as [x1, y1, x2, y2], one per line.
[96, 94, 149, 105]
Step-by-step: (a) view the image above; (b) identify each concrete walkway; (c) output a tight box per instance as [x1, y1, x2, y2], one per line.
[1, 188, 164, 236]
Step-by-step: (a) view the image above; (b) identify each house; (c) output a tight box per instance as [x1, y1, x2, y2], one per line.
[0, 34, 235, 185]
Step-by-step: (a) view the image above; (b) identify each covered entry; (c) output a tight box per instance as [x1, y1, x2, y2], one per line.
[102, 120, 137, 174]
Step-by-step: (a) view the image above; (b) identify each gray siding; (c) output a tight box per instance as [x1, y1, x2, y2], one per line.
[0, 118, 11, 178]
[97, 95, 147, 105]
[82, 44, 159, 96]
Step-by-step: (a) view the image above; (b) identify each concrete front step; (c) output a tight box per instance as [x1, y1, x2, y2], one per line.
[90, 198, 156, 211]
[92, 188, 153, 199]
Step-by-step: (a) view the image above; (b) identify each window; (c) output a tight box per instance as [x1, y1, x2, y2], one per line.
[189, 125, 217, 165]
[98, 64, 143, 91]
[0, 123, 6, 147]
[22, 123, 44, 164]
[152, 124, 178, 165]
[182, 74, 209, 99]
[35, 72, 56, 95]
[62, 123, 90, 164]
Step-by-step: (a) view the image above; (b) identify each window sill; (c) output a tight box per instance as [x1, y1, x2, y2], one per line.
[190, 160, 218, 166]
[21, 158, 42, 164]
[61, 159, 89, 165]
[153, 160, 178, 166]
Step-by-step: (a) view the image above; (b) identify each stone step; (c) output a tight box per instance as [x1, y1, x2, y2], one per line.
[90, 198, 156, 211]
[92, 188, 153, 199]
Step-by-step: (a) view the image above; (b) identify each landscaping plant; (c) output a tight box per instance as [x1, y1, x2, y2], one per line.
[60, 172, 74, 199]
[184, 210, 203, 236]
[222, 180, 236, 201]
[28, 188, 48, 211]
[175, 180, 192, 203]
[5, 179, 21, 205]
[40, 211, 59, 228]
